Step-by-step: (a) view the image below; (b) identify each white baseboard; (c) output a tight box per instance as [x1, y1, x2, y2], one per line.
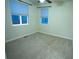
[38, 31, 72, 40]
[6, 31, 72, 43]
[5, 32, 36, 43]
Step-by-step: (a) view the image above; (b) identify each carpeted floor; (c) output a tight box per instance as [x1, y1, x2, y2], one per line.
[6, 32, 73, 59]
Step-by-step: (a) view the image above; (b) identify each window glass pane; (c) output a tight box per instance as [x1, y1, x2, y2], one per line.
[22, 16, 28, 24]
[41, 17, 48, 24]
[12, 15, 20, 24]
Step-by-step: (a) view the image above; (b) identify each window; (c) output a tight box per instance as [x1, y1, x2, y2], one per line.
[41, 7, 48, 24]
[9, 0, 29, 26]
[12, 15, 28, 25]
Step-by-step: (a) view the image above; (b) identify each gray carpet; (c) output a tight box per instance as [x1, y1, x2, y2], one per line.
[6, 32, 73, 59]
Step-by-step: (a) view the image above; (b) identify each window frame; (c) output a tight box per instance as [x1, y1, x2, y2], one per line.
[11, 14, 29, 26]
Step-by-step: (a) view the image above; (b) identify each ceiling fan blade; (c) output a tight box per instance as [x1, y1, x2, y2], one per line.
[46, 0, 52, 3]
[37, 0, 40, 3]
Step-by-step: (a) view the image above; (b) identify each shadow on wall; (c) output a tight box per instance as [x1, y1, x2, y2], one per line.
[55, 0, 64, 6]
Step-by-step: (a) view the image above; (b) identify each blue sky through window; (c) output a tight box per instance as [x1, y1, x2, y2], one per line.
[12, 15, 20, 24]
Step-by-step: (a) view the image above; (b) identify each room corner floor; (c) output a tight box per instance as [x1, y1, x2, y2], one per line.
[6, 32, 73, 59]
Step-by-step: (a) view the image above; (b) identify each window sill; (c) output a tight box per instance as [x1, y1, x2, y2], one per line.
[12, 23, 29, 26]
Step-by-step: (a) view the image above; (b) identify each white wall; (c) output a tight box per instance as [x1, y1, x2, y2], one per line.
[5, 0, 38, 42]
[37, 0, 73, 40]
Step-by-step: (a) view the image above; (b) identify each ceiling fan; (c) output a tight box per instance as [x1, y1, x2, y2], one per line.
[46, 0, 52, 3]
[38, 0, 52, 3]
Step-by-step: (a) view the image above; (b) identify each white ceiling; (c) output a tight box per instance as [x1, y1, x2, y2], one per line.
[22, 0, 72, 5]
[28, 0, 72, 4]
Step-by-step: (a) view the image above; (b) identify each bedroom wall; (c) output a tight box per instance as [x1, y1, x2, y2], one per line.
[5, 0, 38, 42]
[37, 0, 73, 40]
[5, 0, 73, 42]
